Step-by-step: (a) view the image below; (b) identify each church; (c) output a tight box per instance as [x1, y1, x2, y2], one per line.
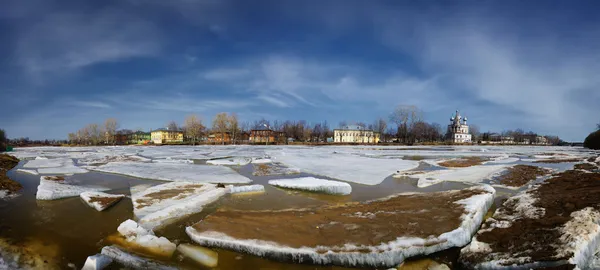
[447, 110, 472, 143]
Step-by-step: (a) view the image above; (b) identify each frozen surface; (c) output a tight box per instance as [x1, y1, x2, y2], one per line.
[36, 176, 108, 200]
[151, 158, 193, 164]
[23, 158, 73, 168]
[186, 185, 495, 268]
[15, 169, 39, 175]
[80, 191, 125, 211]
[101, 245, 176, 270]
[78, 154, 151, 165]
[268, 177, 352, 195]
[228, 184, 265, 194]
[177, 244, 218, 268]
[90, 162, 251, 184]
[207, 157, 251, 166]
[131, 182, 230, 230]
[82, 254, 112, 270]
[251, 158, 272, 164]
[396, 165, 509, 188]
[117, 220, 176, 257]
[269, 149, 420, 185]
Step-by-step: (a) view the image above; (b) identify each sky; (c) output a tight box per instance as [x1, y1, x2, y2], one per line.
[1, 0, 599, 141]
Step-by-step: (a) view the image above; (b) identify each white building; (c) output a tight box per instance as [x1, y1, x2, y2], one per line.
[334, 125, 380, 143]
[447, 110, 472, 143]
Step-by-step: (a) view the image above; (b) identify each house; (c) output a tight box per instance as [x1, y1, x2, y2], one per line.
[127, 131, 151, 145]
[447, 110, 472, 143]
[501, 136, 515, 144]
[151, 128, 184, 144]
[207, 132, 232, 144]
[250, 128, 285, 144]
[333, 125, 380, 144]
[535, 136, 549, 145]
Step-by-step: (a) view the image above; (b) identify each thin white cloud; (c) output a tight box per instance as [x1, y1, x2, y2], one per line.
[71, 101, 112, 109]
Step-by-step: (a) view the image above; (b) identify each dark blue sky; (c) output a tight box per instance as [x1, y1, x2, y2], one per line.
[1, 0, 599, 141]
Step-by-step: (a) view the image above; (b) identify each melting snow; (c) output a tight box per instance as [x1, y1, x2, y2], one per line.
[268, 177, 352, 195]
[395, 165, 509, 188]
[101, 245, 176, 270]
[228, 184, 265, 194]
[117, 220, 176, 257]
[206, 157, 252, 166]
[16, 169, 39, 175]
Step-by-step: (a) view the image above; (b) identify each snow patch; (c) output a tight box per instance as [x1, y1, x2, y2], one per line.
[268, 177, 352, 195]
[251, 158, 272, 164]
[206, 157, 251, 166]
[90, 162, 251, 183]
[395, 165, 509, 188]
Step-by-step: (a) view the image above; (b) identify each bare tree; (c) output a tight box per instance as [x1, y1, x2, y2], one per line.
[88, 124, 102, 145]
[167, 121, 179, 131]
[597, 123, 600, 130]
[184, 114, 205, 145]
[373, 118, 387, 142]
[469, 124, 480, 142]
[389, 105, 421, 144]
[228, 113, 239, 144]
[212, 113, 229, 145]
[104, 118, 119, 145]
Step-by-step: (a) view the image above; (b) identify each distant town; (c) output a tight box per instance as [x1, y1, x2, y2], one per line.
[2, 106, 567, 147]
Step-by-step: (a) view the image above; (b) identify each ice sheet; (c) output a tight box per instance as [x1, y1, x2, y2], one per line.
[16, 169, 39, 175]
[117, 220, 176, 257]
[207, 157, 252, 166]
[101, 245, 176, 270]
[36, 177, 108, 200]
[186, 185, 495, 268]
[131, 182, 230, 230]
[90, 162, 251, 184]
[269, 149, 419, 185]
[82, 254, 112, 270]
[268, 177, 352, 195]
[80, 191, 124, 211]
[396, 165, 509, 188]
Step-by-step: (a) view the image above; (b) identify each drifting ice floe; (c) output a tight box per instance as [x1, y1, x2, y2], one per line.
[80, 191, 124, 211]
[117, 220, 177, 258]
[90, 162, 251, 183]
[206, 157, 252, 166]
[131, 182, 230, 230]
[251, 158, 272, 164]
[269, 150, 419, 185]
[16, 169, 39, 175]
[268, 177, 352, 195]
[396, 165, 509, 188]
[78, 155, 151, 165]
[187, 185, 495, 268]
[101, 245, 176, 270]
[82, 254, 112, 270]
[228, 184, 265, 194]
[151, 158, 193, 164]
[23, 158, 89, 174]
[36, 176, 107, 200]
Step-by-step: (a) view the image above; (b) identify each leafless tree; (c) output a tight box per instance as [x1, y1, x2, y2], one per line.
[373, 118, 387, 142]
[212, 113, 229, 145]
[88, 124, 102, 145]
[228, 113, 239, 144]
[184, 114, 205, 145]
[167, 121, 179, 131]
[104, 118, 119, 145]
[469, 124, 480, 142]
[389, 105, 422, 144]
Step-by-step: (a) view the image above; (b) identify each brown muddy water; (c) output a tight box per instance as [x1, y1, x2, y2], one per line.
[0, 159, 514, 270]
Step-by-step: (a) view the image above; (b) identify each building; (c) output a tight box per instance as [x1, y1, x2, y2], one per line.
[535, 136, 549, 145]
[207, 132, 232, 144]
[127, 131, 151, 145]
[333, 125, 380, 144]
[250, 128, 285, 144]
[151, 128, 184, 144]
[447, 110, 472, 143]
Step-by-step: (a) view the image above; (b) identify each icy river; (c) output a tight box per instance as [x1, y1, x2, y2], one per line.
[0, 145, 596, 269]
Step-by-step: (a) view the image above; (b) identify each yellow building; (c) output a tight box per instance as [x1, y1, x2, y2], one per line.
[333, 125, 380, 144]
[151, 128, 184, 144]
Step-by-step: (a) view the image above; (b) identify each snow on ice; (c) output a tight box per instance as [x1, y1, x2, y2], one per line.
[269, 149, 419, 185]
[15, 169, 39, 175]
[80, 191, 125, 211]
[206, 157, 252, 166]
[395, 165, 509, 188]
[131, 182, 229, 230]
[36, 176, 108, 200]
[268, 177, 352, 195]
[89, 162, 251, 184]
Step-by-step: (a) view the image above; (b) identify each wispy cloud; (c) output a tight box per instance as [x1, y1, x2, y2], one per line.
[71, 100, 112, 109]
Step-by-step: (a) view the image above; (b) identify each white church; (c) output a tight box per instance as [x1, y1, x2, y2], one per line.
[447, 110, 472, 143]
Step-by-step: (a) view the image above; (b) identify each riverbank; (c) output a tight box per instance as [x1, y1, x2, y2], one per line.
[0, 154, 21, 197]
